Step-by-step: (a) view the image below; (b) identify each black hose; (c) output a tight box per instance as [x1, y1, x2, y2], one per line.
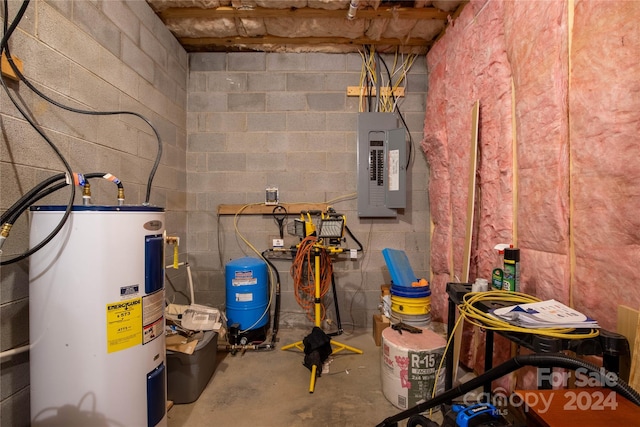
[262, 251, 281, 347]
[376, 353, 640, 427]
[1, 173, 67, 224]
[0, 0, 28, 50]
[3, 45, 161, 204]
[345, 224, 363, 252]
[326, 271, 343, 337]
[2, 172, 124, 226]
[4, 181, 69, 225]
[2, 1, 160, 205]
[407, 415, 438, 427]
[0, 171, 126, 265]
[1, 0, 75, 266]
[83, 173, 124, 190]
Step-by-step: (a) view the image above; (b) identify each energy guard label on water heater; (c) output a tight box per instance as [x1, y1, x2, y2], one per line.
[106, 298, 143, 353]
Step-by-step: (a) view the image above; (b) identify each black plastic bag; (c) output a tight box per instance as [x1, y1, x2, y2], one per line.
[302, 326, 332, 376]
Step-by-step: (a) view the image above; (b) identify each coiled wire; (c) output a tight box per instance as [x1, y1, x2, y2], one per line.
[290, 236, 333, 322]
[457, 290, 600, 339]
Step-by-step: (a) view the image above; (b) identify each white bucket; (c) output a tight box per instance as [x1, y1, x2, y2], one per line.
[381, 327, 446, 410]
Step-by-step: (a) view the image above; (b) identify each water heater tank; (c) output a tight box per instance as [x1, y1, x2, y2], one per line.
[29, 205, 167, 427]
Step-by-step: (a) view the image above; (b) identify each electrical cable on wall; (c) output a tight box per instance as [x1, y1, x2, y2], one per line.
[232, 203, 276, 334]
[1, 1, 75, 266]
[1, 0, 163, 265]
[1, 20, 163, 205]
[376, 52, 415, 168]
[358, 45, 416, 168]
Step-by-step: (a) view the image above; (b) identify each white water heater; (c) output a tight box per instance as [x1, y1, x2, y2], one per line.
[29, 205, 167, 427]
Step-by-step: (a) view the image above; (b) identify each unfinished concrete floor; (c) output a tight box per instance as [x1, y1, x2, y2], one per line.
[166, 326, 443, 427]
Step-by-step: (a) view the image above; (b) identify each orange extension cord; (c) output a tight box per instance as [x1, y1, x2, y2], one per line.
[290, 236, 333, 323]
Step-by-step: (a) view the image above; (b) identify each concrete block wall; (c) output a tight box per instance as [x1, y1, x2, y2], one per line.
[0, 1, 187, 426]
[185, 51, 430, 330]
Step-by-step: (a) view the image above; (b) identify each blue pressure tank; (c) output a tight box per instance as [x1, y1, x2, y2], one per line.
[225, 257, 269, 331]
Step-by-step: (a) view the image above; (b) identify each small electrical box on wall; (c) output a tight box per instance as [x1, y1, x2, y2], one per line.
[357, 112, 407, 217]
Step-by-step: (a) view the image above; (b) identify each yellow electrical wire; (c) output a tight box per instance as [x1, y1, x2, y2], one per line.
[429, 312, 465, 417]
[357, 46, 418, 113]
[427, 289, 599, 416]
[458, 290, 599, 339]
[232, 203, 276, 333]
[325, 192, 356, 205]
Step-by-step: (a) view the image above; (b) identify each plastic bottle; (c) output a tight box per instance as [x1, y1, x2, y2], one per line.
[502, 248, 520, 292]
[472, 278, 489, 292]
[492, 244, 509, 290]
[491, 267, 503, 290]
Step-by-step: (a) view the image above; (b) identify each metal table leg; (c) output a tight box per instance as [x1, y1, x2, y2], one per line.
[484, 329, 494, 401]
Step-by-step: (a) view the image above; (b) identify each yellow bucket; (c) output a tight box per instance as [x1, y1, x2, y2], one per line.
[390, 295, 431, 315]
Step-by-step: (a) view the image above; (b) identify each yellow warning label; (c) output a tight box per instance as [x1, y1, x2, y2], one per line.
[106, 297, 142, 353]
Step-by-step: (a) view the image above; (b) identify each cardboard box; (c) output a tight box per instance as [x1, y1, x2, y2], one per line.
[373, 314, 390, 346]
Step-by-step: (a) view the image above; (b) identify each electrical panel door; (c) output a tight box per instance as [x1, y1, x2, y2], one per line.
[384, 128, 406, 209]
[357, 113, 407, 217]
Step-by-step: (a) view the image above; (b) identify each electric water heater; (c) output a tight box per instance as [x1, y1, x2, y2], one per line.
[29, 205, 167, 427]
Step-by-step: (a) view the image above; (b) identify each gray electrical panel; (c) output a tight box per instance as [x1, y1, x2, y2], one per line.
[357, 112, 407, 217]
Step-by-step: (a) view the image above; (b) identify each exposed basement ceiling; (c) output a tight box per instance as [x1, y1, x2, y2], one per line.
[146, 0, 467, 54]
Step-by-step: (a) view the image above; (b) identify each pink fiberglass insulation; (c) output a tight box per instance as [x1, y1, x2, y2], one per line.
[422, 0, 639, 386]
[423, 1, 515, 385]
[423, 0, 514, 326]
[570, 0, 640, 331]
[503, 1, 571, 304]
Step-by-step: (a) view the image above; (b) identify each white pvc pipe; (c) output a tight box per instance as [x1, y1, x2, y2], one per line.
[165, 261, 195, 305]
[347, 0, 359, 20]
[186, 263, 195, 305]
[165, 261, 186, 269]
[0, 344, 30, 359]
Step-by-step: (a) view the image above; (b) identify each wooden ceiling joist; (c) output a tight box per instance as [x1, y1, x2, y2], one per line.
[159, 6, 450, 21]
[179, 35, 433, 50]
[148, 0, 468, 53]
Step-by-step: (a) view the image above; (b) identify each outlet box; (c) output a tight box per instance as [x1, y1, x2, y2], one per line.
[265, 186, 279, 205]
[269, 235, 284, 248]
[1, 53, 23, 81]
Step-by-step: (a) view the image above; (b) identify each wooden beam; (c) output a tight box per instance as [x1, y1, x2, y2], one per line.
[629, 306, 640, 393]
[462, 100, 480, 283]
[159, 6, 450, 21]
[618, 305, 639, 382]
[179, 35, 432, 49]
[217, 203, 328, 215]
[434, 1, 468, 44]
[346, 86, 405, 97]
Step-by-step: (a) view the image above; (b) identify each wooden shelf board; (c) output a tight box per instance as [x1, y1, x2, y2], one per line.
[217, 203, 328, 215]
[346, 86, 405, 97]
